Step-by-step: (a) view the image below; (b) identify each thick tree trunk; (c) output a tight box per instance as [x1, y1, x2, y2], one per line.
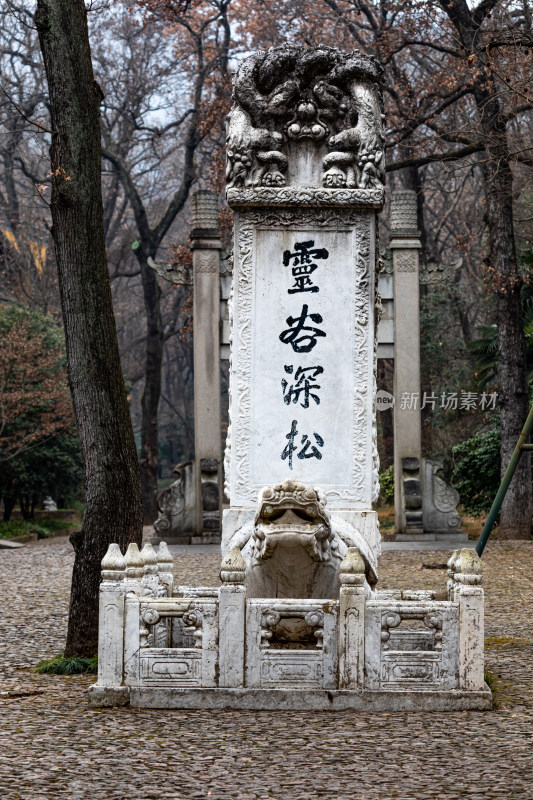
[439, 0, 531, 540]
[35, 0, 143, 656]
[2, 493, 17, 522]
[135, 246, 164, 524]
[473, 82, 531, 537]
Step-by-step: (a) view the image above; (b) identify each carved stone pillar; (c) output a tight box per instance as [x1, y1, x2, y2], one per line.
[390, 190, 423, 536]
[96, 545, 126, 687]
[191, 190, 223, 539]
[389, 190, 466, 541]
[448, 549, 485, 690]
[338, 548, 366, 689]
[218, 548, 246, 687]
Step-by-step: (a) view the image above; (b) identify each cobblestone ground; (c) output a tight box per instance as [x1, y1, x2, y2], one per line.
[1, 537, 533, 800]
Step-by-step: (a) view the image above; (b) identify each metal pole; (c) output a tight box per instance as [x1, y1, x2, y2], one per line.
[476, 404, 533, 556]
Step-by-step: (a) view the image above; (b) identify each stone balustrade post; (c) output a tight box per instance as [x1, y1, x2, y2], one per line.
[140, 543, 159, 597]
[124, 542, 144, 595]
[97, 543, 126, 687]
[218, 547, 246, 687]
[157, 541, 174, 597]
[338, 548, 366, 689]
[123, 543, 146, 686]
[448, 548, 485, 690]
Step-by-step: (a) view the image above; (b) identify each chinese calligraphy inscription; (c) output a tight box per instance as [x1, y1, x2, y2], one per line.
[279, 304, 326, 353]
[281, 420, 324, 469]
[283, 240, 329, 294]
[240, 215, 375, 500]
[281, 365, 323, 408]
[279, 239, 328, 467]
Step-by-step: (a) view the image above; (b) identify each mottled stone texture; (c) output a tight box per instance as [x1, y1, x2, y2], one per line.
[390, 190, 466, 541]
[390, 190, 423, 536]
[224, 45, 385, 587]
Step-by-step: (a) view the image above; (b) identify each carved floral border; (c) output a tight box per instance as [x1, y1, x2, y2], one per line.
[227, 187, 384, 209]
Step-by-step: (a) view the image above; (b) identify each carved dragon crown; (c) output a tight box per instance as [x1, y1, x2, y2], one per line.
[226, 44, 385, 192]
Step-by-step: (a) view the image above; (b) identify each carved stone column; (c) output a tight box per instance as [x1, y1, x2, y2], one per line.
[191, 190, 223, 540]
[338, 548, 366, 689]
[448, 549, 485, 691]
[390, 190, 423, 537]
[389, 190, 466, 541]
[88, 543, 130, 706]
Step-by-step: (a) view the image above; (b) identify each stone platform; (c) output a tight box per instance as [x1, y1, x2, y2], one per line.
[91, 686, 491, 711]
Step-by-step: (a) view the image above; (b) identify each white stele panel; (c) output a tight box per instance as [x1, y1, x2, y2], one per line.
[228, 209, 376, 509]
[252, 228, 356, 489]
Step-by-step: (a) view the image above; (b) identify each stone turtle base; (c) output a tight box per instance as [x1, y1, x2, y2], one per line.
[89, 685, 492, 712]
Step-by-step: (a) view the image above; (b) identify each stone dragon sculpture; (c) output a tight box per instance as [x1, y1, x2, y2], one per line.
[226, 44, 385, 191]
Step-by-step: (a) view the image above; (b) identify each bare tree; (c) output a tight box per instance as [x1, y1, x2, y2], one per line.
[95, 1, 231, 521]
[35, 0, 143, 656]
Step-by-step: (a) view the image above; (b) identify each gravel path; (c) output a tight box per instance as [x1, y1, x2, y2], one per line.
[1, 536, 532, 800]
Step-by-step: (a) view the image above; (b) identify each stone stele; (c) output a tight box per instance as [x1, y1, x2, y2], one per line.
[89, 45, 490, 712]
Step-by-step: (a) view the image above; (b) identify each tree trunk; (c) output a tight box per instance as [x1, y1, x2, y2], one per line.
[19, 494, 32, 520]
[479, 108, 530, 538]
[35, 0, 143, 656]
[3, 493, 17, 522]
[135, 245, 164, 524]
[471, 83, 530, 538]
[438, 0, 531, 539]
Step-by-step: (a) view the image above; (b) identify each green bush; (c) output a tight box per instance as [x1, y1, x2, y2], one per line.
[39, 518, 76, 533]
[452, 428, 500, 515]
[0, 520, 48, 539]
[0, 518, 76, 539]
[379, 465, 394, 505]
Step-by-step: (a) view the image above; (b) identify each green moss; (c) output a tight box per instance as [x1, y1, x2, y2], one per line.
[485, 636, 533, 646]
[34, 653, 98, 675]
[484, 668, 497, 691]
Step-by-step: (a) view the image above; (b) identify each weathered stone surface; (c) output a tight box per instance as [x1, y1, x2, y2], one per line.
[153, 460, 196, 541]
[0, 538, 24, 549]
[391, 190, 422, 536]
[422, 458, 466, 538]
[226, 45, 385, 193]
[192, 191, 223, 538]
[128, 686, 491, 711]
[224, 46, 384, 527]
[223, 51, 385, 660]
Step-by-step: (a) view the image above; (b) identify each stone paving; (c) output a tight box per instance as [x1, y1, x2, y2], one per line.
[1, 536, 533, 800]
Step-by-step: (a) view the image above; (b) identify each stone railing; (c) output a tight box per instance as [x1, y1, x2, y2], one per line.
[89, 543, 489, 711]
